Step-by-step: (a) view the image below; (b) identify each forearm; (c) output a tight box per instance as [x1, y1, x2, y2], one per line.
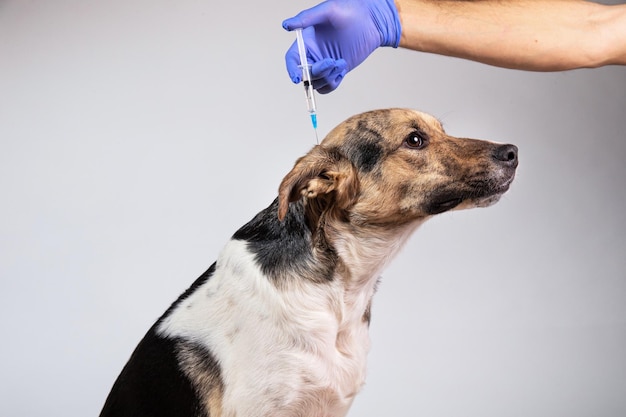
[395, 0, 626, 70]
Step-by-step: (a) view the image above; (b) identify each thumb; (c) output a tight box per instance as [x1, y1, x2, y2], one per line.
[282, 1, 333, 30]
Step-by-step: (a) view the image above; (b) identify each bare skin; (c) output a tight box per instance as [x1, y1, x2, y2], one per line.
[396, 0, 626, 70]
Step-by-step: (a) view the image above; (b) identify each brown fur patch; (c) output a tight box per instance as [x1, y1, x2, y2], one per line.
[176, 341, 225, 417]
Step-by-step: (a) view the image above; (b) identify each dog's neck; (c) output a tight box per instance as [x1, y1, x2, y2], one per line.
[315, 215, 426, 323]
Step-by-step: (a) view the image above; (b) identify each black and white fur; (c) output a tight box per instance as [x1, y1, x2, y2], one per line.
[100, 108, 518, 417]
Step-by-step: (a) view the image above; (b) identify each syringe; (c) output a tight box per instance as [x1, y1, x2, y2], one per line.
[295, 28, 319, 143]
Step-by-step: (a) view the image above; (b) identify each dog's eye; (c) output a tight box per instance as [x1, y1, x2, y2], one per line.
[404, 131, 428, 149]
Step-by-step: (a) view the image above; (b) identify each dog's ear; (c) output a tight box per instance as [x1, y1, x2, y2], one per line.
[278, 146, 359, 220]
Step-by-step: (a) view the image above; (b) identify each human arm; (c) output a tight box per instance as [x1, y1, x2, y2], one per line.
[396, 0, 626, 71]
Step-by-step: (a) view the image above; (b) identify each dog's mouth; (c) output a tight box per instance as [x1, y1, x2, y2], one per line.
[428, 197, 464, 215]
[426, 176, 514, 215]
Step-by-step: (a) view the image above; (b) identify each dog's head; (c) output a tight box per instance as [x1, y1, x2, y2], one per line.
[278, 108, 517, 227]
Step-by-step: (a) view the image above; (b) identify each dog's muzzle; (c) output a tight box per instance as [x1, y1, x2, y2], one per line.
[427, 143, 518, 215]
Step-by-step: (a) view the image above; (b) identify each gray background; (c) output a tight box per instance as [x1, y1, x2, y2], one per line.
[1, 0, 625, 416]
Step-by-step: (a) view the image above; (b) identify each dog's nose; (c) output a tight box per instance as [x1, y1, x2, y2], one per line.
[493, 144, 518, 168]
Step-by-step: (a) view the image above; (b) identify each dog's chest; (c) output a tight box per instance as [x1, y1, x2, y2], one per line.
[157, 240, 372, 417]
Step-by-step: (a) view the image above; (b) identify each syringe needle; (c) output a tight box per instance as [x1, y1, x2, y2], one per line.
[310, 115, 319, 144]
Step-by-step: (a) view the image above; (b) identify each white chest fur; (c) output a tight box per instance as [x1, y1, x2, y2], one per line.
[157, 239, 373, 417]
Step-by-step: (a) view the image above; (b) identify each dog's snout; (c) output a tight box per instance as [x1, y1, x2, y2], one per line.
[493, 144, 518, 167]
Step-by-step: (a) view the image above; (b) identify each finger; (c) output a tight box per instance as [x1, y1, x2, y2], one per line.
[310, 59, 347, 93]
[282, 1, 333, 31]
[285, 41, 303, 83]
[310, 58, 338, 91]
[317, 73, 344, 94]
[317, 61, 347, 94]
[310, 58, 337, 80]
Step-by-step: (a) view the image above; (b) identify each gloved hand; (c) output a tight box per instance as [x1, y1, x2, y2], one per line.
[283, 0, 402, 94]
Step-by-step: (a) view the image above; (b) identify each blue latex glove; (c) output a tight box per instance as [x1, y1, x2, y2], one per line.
[283, 0, 401, 94]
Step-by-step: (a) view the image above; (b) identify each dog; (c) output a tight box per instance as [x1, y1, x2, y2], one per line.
[100, 108, 518, 417]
